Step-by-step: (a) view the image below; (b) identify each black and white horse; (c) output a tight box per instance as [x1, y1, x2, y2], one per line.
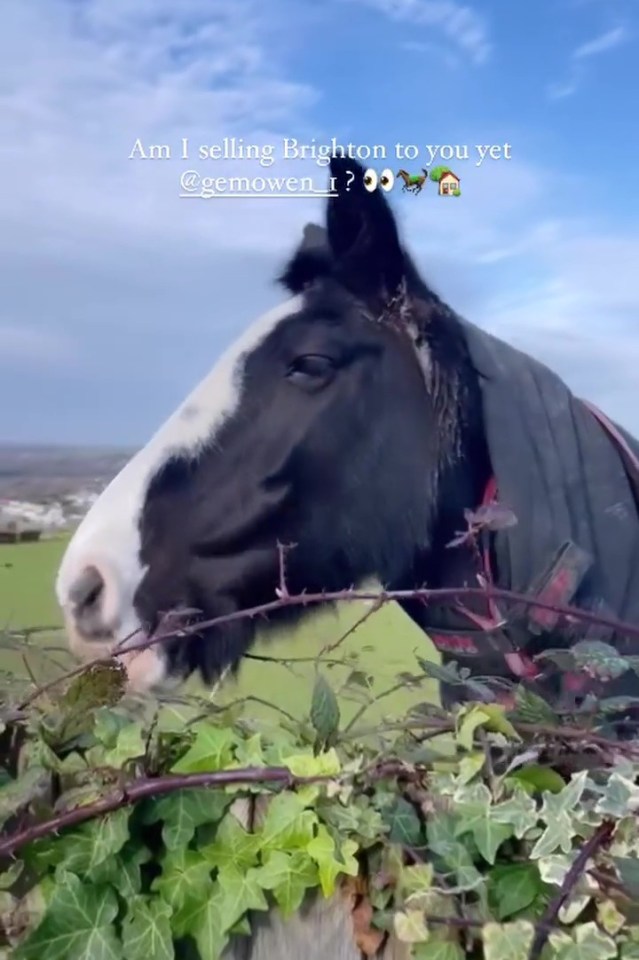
[55, 157, 639, 710]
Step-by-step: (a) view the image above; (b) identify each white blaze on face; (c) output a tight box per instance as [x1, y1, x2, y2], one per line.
[56, 295, 303, 691]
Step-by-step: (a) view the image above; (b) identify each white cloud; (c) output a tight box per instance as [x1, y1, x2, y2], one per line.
[342, 0, 491, 64]
[547, 23, 629, 99]
[574, 24, 627, 58]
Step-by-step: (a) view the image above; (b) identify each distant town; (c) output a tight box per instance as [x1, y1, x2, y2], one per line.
[0, 444, 132, 540]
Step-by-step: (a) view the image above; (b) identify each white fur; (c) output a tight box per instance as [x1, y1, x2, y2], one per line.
[56, 295, 304, 688]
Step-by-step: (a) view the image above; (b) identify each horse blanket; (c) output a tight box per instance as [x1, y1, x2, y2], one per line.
[427, 318, 639, 709]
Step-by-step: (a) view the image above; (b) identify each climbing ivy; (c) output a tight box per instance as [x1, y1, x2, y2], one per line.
[3, 640, 639, 959]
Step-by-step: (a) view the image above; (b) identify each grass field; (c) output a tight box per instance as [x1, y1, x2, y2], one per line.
[0, 537, 440, 728]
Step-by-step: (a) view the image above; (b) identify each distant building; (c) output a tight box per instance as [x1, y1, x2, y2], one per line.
[0, 507, 43, 543]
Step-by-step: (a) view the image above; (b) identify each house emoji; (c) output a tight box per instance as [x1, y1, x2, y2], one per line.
[439, 170, 460, 196]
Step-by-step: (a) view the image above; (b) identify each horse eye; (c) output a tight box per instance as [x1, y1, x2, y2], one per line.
[379, 168, 394, 192]
[287, 354, 335, 387]
[363, 169, 378, 192]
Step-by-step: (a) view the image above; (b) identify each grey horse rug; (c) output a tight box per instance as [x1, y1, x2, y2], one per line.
[426, 317, 639, 711]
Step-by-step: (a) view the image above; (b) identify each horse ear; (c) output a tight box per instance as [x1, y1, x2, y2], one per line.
[326, 157, 406, 305]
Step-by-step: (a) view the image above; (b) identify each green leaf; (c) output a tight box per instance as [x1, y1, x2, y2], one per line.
[179, 893, 228, 960]
[530, 771, 588, 859]
[55, 808, 130, 874]
[482, 920, 534, 960]
[256, 850, 319, 916]
[399, 863, 434, 898]
[613, 856, 639, 897]
[215, 863, 269, 933]
[427, 813, 483, 891]
[491, 790, 539, 838]
[0, 766, 49, 829]
[14, 871, 121, 960]
[145, 788, 231, 850]
[103, 722, 146, 768]
[306, 823, 359, 897]
[0, 860, 23, 890]
[152, 848, 214, 935]
[413, 945, 464, 960]
[512, 687, 559, 725]
[595, 773, 639, 818]
[505, 765, 566, 795]
[384, 796, 423, 847]
[394, 909, 430, 943]
[170, 723, 236, 773]
[122, 896, 173, 960]
[489, 864, 542, 920]
[571, 640, 630, 681]
[455, 784, 515, 864]
[87, 843, 150, 899]
[548, 921, 618, 959]
[310, 673, 340, 743]
[201, 811, 260, 870]
[259, 792, 317, 852]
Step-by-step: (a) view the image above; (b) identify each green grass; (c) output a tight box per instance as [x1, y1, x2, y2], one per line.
[0, 537, 440, 728]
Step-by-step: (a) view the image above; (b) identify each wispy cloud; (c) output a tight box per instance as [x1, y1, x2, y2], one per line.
[343, 0, 491, 64]
[574, 24, 627, 58]
[547, 23, 629, 99]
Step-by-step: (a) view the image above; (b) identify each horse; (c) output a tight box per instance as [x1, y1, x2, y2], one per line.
[396, 168, 428, 194]
[56, 155, 639, 717]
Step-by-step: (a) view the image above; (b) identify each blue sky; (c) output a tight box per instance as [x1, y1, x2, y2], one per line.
[1, 0, 637, 444]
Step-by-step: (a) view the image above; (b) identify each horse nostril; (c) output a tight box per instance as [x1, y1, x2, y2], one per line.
[69, 565, 107, 635]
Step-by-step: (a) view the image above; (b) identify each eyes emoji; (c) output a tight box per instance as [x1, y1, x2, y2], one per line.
[379, 169, 394, 192]
[363, 168, 394, 192]
[363, 169, 378, 192]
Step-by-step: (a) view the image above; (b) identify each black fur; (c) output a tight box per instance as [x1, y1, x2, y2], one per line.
[133, 156, 491, 687]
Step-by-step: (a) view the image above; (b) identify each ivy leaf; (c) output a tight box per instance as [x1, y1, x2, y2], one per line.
[571, 640, 630, 681]
[144, 788, 231, 850]
[413, 945, 465, 960]
[505, 766, 566, 795]
[530, 771, 588, 859]
[511, 687, 559, 725]
[427, 813, 483, 891]
[399, 863, 434, 898]
[103, 722, 146, 769]
[595, 773, 639, 818]
[93, 707, 132, 747]
[310, 674, 340, 744]
[547, 921, 618, 959]
[179, 893, 228, 960]
[613, 856, 639, 898]
[596, 899, 626, 936]
[0, 860, 23, 890]
[170, 723, 236, 773]
[455, 784, 515, 864]
[482, 920, 534, 960]
[489, 864, 542, 920]
[87, 843, 150, 899]
[215, 863, 269, 933]
[384, 796, 423, 847]
[256, 850, 319, 916]
[55, 809, 130, 874]
[152, 848, 214, 936]
[306, 824, 359, 897]
[201, 811, 260, 870]
[491, 790, 539, 839]
[0, 766, 49, 829]
[121, 896, 173, 960]
[13, 871, 121, 960]
[394, 909, 430, 943]
[259, 792, 317, 852]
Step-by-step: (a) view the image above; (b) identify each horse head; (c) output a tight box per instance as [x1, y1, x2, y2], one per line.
[55, 157, 486, 693]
